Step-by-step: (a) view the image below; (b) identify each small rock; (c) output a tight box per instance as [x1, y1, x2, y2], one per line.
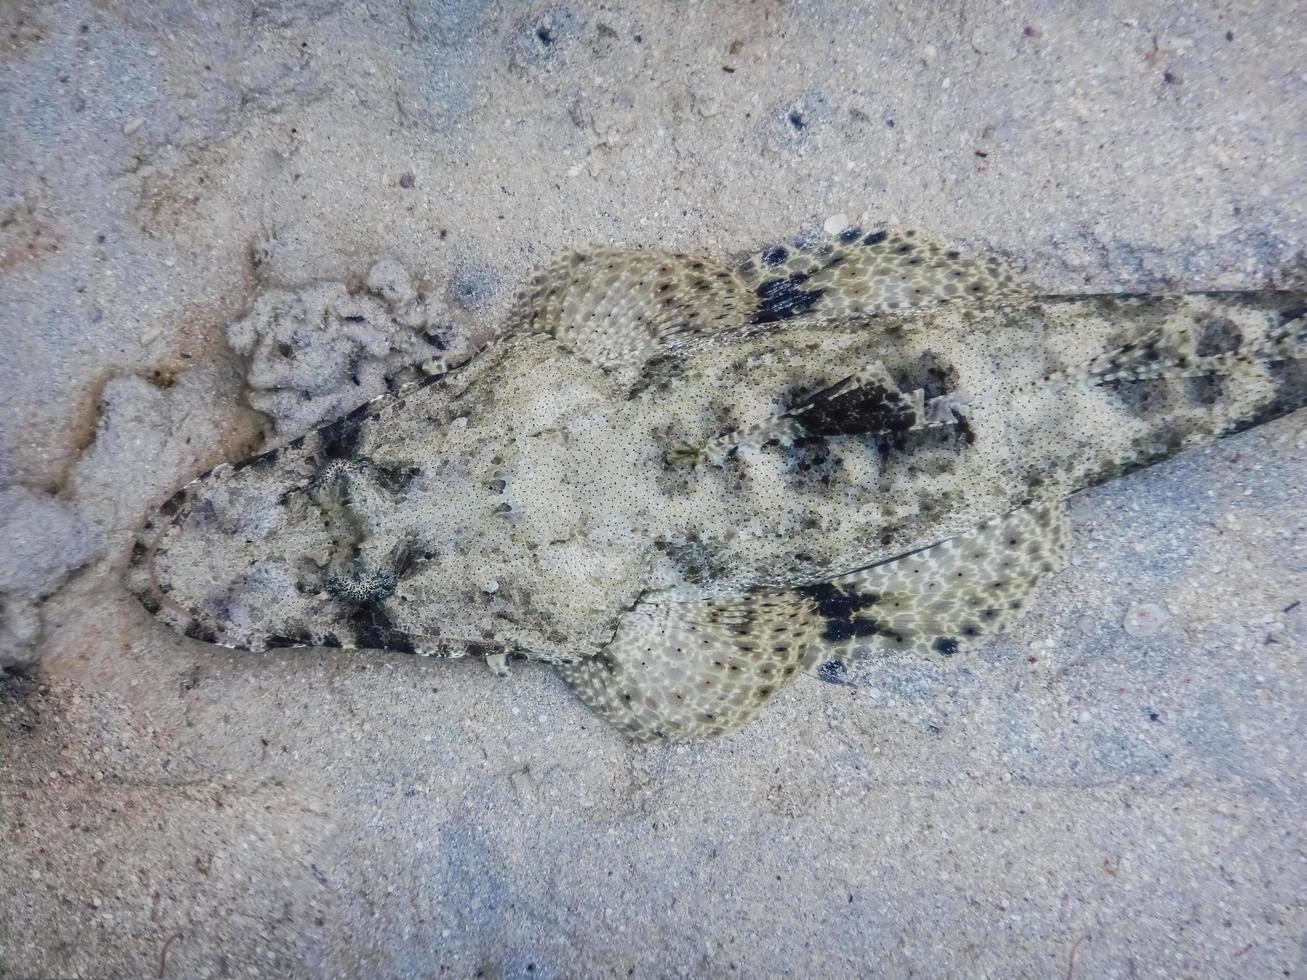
[823, 213, 849, 236]
[398, 172, 415, 189]
[1122, 602, 1170, 637]
[510, 766, 536, 798]
[122, 117, 144, 136]
[366, 259, 417, 310]
[0, 595, 43, 674]
[816, 660, 847, 685]
[696, 99, 723, 118]
[446, 263, 498, 310]
[0, 488, 101, 596]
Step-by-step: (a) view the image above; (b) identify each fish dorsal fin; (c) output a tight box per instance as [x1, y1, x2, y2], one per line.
[508, 227, 1026, 370]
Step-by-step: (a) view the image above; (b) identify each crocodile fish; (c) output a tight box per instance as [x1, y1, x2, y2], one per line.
[127, 226, 1307, 740]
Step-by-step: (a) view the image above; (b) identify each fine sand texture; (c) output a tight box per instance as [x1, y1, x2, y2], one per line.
[2, 1, 1305, 976]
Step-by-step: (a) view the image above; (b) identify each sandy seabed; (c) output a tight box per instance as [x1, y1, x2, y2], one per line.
[2, 1, 1305, 976]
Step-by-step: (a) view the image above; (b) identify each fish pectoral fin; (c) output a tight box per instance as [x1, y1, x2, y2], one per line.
[559, 502, 1066, 740]
[738, 226, 1026, 324]
[506, 246, 751, 370]
[801, 501, 1069, 670]
[556, 593, 821, 741]
[508, 228, 1026, 371]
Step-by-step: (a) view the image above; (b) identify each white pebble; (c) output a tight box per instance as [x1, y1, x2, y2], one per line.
[122, 117, 144, 136]
[1122, 602, 1170, 637]
[823, 213, 849, 235]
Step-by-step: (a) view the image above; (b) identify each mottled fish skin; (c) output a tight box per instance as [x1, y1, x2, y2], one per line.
[127, 225, 1307, 740]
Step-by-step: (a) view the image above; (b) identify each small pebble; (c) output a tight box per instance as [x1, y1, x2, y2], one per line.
[695, 97, 723, 118]
[1122, 602, 1170, 637]
[823, 213, 849, 235]
[122, 117, 144, 136]
[509, 767, 535, 797]
[398, 172, 415, 189]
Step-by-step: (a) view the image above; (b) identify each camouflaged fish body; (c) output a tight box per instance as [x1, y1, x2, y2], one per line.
[128, 227, 1307, 740]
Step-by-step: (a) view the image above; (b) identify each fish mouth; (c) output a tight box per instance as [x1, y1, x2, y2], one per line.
[127, 469, 231, 645]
